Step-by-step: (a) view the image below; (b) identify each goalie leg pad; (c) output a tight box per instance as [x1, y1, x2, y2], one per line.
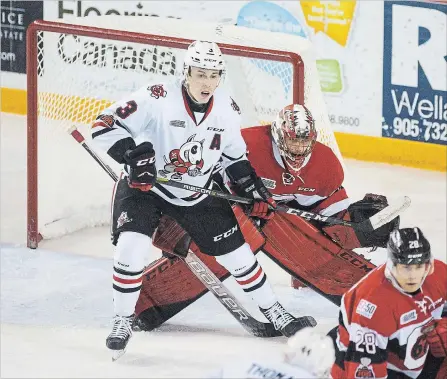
[231, 204, 266, 252]
[152, 214, 191, 257]
[322, 212, 362, 250]
[262, 212, 376, 305]
[135, 250, 231, 331]
[135, 211, 265, 330]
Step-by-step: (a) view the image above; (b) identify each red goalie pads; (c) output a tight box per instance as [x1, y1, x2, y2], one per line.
[135, 206, 376, 329]
[134, 207, 265, 330]
[262, 212, 376, 305]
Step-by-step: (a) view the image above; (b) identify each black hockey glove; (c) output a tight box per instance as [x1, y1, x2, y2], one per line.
[123, 142, 157, 192]
[233, 173, 277, 220]
[348, 193, 400, 247]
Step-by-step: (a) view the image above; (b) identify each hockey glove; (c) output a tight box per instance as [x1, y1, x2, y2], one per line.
[233, 173, 277, 220]
[348, 193, 400, 247]
[322, 193, 400, 250]
[422, 318, 447, 358]
[123, 142, 157, 192]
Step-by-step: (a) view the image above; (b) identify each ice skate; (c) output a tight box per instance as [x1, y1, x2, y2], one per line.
[261, 302, 316, 337]
[106, 314, 134, 361]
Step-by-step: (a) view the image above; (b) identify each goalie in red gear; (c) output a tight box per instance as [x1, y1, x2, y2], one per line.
[133, 104, 401, 332]
[330, 227, 447, 379]
[239, 104, 400, 288]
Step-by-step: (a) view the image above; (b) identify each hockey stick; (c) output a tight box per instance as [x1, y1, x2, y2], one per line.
[154, 178, 410, 232]
[70, 128, 409, 233]
[70, 128, 120, 182]
[70, 128, 250, 203]
[276, 197, 410, 233]
[182, 251, 281, 337]
[70, 127, 281, 337]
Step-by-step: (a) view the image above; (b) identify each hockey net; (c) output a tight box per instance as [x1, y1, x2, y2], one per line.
[27, 17, 341, 248]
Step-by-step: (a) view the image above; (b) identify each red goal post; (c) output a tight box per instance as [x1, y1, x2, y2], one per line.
[26, 18, 334, 248]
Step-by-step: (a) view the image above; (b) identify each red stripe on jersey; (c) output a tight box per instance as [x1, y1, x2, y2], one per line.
[182, 86, 196, 124]
[92, 121, 111, 129]
[236, 267, 263, 285]
[113, 275, 142, 285]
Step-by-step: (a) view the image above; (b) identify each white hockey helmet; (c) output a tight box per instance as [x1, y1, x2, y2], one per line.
[271, 104, 317, 172]
[183, 40, 226, 79]
[284, 327, 335, 377]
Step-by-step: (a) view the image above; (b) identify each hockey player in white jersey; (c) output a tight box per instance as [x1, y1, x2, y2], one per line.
[91, 40, 316, 359]
[211, 327, 335, 378]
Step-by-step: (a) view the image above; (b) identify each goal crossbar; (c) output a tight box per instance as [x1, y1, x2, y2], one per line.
[26, 19, 304, 248]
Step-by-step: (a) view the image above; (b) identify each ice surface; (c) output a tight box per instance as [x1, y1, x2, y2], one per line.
[1, 113, 445, 377]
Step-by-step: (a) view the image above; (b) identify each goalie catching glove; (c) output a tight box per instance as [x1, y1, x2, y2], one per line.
[422, 318, 447, 358]
[323, 193, 400, 250]
[349, 193, 400, 247]
[124, 142, 157, 191]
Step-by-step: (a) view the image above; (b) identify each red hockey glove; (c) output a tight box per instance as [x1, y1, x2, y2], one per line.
[249, 198, 277, 220]
[124, 142, 157, 192]
[422, 318, 447, 358]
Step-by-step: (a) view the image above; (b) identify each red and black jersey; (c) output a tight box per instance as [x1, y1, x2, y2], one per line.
[241, 125, 348, 216]
[332, 259, 447, 379]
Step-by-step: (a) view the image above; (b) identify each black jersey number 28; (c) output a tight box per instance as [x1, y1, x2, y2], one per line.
[116, 100, 137, 119]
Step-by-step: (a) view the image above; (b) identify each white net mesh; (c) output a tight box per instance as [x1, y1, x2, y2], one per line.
[31, 17, 341, 240]
[37, 33, 294, 128]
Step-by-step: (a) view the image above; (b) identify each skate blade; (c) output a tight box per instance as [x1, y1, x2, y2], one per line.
[111, 348, 126, 362]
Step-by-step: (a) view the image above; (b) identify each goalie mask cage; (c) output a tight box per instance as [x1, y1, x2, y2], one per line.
[27, 17, 340, 248]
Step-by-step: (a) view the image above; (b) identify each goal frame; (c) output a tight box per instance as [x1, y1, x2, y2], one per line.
[26, 19, 305, 249]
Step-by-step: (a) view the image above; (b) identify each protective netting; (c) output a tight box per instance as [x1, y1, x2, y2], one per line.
[31, 17, 342, 241]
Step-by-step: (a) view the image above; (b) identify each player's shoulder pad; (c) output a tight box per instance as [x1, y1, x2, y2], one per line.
[345, 267, 389, 310]
[241, 125, 271, 152]
[433, 259, 447, 273]
[345, 267, 398, 331]
[313, 142, 344, 181]
[241, 125, 270, 139]
[313, 142, 343, 170]
[428, 259, 447, 293]
[213, 87, 242, 118]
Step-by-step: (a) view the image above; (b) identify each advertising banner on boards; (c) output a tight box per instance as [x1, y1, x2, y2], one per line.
[1, 1, 43, 74]
[382, 1, 446, 145]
